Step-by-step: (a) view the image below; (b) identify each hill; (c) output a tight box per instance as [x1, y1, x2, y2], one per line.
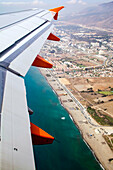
[64, 1, 113, 29]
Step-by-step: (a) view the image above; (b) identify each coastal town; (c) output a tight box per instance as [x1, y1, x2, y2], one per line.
[41, 24, 113, 78]
[40, 24, 113, 170]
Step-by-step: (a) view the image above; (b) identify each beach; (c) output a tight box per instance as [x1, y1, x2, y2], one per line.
[40, 68, 113, 170]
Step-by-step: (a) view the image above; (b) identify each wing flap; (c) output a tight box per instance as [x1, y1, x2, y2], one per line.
[0, 17, 46, 53]
[0, 71, 35, 170]
[0, 26, 30, 53]
[17, 16, 44, 31]
[8, 23, 54, 76]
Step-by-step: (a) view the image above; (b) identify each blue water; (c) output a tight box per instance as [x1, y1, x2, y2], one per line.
[25, 67, 102, 170]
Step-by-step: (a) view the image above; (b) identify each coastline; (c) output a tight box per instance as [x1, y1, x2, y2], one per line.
[39, 68, 113, 170]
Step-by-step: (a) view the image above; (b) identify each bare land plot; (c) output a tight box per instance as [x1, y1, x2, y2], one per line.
[58, 78, 70, 85]
[94, 101, 113, 116]
[67, 77, 113, 116]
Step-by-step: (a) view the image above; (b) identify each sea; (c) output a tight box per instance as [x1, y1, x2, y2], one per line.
[25, 67, 102, 170]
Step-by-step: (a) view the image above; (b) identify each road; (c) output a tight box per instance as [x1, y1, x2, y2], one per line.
[49, 70, 100, 127]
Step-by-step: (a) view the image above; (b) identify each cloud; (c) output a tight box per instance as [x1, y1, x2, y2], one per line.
[67, 0, 77, 5]
[0, 0, 45, 5]
[32, 0, 44, 5]
[78, 0, 86, 5]
[67, 0, 86, 5]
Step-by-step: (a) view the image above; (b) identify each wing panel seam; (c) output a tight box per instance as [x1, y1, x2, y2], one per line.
[0, 20, 48, 55]
[0, 10, 45, 30]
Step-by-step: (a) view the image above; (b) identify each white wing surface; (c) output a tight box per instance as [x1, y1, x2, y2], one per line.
[0, 71, 35, 170]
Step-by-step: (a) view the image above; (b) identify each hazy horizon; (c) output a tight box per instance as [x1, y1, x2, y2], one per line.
[0, 0, 112, 15]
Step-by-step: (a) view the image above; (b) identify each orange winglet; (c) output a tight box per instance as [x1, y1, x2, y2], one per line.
[54, 12, 58, 20]
[32, 55, 53, 68]
[49, 6, 64, 13]
[49, 6, 64, 20]
[47, 33, 60, 41]
[30, 122, 54, 145]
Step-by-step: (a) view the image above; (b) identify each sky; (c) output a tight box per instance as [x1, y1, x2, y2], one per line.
[0, 0, 112, 14]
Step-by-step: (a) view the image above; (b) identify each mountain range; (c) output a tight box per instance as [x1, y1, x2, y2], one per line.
[64, 1, 113, 29]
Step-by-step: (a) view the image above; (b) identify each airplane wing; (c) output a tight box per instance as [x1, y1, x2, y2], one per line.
[0, 7, 64, 170]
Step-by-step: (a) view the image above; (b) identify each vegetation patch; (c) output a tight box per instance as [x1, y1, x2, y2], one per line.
[103, 135, 113, 151]
[97, 90, 113, 96]
[76, 64, 85, 68]
[87, 107, 113, 126]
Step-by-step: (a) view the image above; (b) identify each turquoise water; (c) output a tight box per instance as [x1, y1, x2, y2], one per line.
[25, 67, 102, 170]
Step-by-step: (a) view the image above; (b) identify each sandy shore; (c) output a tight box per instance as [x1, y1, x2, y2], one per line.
[40, 68, 113, 170]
